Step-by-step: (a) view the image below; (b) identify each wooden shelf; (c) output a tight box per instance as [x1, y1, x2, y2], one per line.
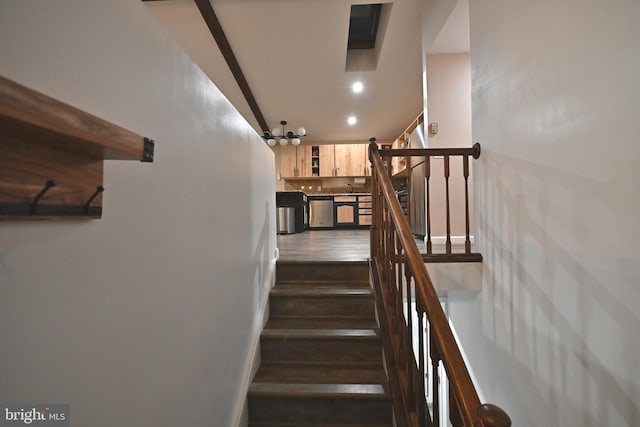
[0, 75, 154, 220]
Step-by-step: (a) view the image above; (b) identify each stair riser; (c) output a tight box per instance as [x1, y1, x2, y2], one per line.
[277, 261, 369, 282]
[261, 338, 382, 363]
[267, 318, 378, 329]
[270, 296, 375, 317]
[248, 396, 392, 424]
[253, 365, 387, 383]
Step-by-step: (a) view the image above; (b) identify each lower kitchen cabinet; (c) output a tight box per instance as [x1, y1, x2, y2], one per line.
[334, 195, 357, 228]
[306, 194, 372, 230]
[357, 195, 372, 227]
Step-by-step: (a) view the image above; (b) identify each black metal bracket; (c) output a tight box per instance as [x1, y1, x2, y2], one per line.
[84, 185, 104, 214]
[0, 180, 104, 217]
[31, 180, 56, 214]
[142, 137, 154, 163]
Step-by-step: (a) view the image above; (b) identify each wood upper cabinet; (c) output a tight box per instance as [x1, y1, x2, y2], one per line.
[279, 145, 311, 177]
[350, 143, 367, 176]
[298, 145, 312, 176]
[279, 145, 297, 177]
[319, 145, 335, 176]
[363, 143, 372, 176]
[334, 144, 350, 176]
[284, 143, 371, 178]
[335, 144, 367, 176]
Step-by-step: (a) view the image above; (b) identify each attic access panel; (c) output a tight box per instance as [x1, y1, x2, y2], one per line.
[347, 4, 382, 49]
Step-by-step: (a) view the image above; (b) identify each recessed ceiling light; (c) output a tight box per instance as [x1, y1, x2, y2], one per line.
[351, 81, 364, 94]
[347, 116, 357, 125]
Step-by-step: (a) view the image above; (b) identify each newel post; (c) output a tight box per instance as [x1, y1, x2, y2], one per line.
[474, 404, 511, 427]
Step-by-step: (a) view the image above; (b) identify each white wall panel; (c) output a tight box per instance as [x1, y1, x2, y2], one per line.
[0, 1, 276, 426]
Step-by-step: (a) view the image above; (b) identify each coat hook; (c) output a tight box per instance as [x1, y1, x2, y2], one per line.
[84, 185, 104, 214]
[31, 179, 56, 214]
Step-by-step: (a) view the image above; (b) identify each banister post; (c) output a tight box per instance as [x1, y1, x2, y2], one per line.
[474, 404, 511, 427]
[472, 142, 481, 159]
[368, 137, 378, 162]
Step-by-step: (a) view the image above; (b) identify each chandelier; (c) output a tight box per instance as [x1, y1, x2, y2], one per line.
[263, 120, 306, 147]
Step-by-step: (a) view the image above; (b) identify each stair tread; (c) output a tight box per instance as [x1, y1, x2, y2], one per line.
[252, 261, 388, 426]
[266, 317, 378, 329]
[269, 314, 375, 319]
[249, 382, 390, 399]
[254, 363, 387, 384]
[262, 328, 379, 340]
[271, 287, 372, 297]
[262, 360, 384, 369]
[276, 280, 369, 287]
[250, 423, 392, 427]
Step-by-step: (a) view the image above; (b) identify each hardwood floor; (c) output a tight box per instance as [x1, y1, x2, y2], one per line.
[276, 232, 481, 293]
[277, 229, 434, 261]
[277, 230, 371, 261]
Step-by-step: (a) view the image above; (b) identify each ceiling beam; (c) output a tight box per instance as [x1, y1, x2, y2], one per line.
[193, 0, 269, 133]
[142, 0, 269, 133]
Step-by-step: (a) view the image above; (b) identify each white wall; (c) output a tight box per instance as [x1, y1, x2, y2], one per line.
[426, 53, 472, 236]
[420, 0, 460, 124]
[0, 1, 276, 426]
[434, 0, 640, 426]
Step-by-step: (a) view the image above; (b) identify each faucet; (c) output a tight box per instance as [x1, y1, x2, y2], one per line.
[347, 183, 353, 193]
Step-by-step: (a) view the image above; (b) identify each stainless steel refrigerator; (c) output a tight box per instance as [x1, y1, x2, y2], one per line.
[408, 123, 426, 239]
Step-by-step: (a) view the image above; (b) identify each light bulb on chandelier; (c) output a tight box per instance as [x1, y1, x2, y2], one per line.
[263, 120, 306, 147]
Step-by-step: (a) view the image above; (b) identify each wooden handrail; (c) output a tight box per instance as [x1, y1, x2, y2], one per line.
[368, 139, 510, 427]
[380, 143, 481, 160]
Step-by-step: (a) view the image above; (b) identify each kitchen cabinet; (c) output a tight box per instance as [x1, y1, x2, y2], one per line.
[335, 144, 367, 177]
[357, 195, 372, 226]
[319, 145, 336, 176]
[279, 145, 311, 177]
[299, 145, 312, 176]
[363, 144, 372, 176]
[284, 143, 373, 178]
[352, 144, 368, 176]
[334, 195, 357, 228]
[310, 146, 320, 176]
[306, 194, 373, 229]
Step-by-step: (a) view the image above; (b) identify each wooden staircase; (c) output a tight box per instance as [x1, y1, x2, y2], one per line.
[248, 260, 393, 427]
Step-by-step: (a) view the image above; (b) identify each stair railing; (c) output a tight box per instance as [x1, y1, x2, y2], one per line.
[368, 139, 511, 427]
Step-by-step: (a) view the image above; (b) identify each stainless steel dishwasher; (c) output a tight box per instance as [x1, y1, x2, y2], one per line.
[308, 196, 334, 228]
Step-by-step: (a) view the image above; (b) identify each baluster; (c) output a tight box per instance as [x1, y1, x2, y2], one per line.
[417, 299, 427, 427]
[396, 233, 403, 313]
[449, 387, 463, 427]
[384, 206, 392, 297]
[463, 154, 471, 254]
[425, 156, 432, 254]
[430, 330, 440, 427]
[380, 199, 387, 287]
[395, 233, 407, 368]
[405, 264, 415, 405]
[444, 154, 451, 254]
[389, 220, 402, 365]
